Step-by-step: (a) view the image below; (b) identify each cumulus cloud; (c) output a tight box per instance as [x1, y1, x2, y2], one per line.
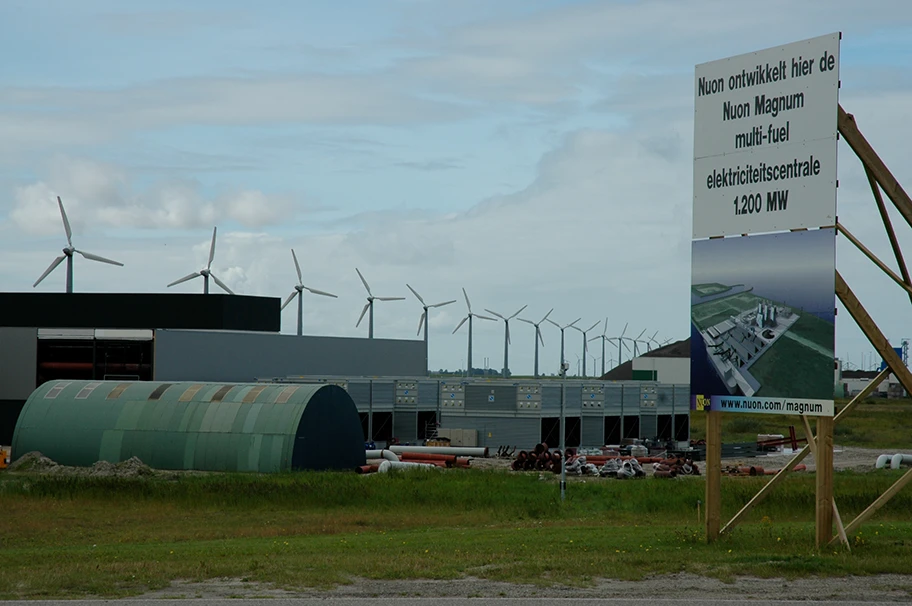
[8, 156, 298, 234]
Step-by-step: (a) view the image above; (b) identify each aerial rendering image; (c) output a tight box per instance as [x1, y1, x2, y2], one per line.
[690, 229, 836, 400]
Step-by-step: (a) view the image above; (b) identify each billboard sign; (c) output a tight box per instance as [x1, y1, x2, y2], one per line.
[693, 33, 840, 238]
[690, 229, 836, 417]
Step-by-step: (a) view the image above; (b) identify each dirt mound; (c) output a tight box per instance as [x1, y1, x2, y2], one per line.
[7, 452, 156, 478]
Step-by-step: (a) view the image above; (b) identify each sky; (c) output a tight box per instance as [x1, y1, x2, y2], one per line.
[3, 0, 912, 376]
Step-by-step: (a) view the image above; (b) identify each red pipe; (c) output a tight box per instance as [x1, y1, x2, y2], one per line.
[356, 464, 380, 474]
[400, 452, 457, 463]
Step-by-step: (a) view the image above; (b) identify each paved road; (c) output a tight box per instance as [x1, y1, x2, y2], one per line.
[1, 601, 900, 606]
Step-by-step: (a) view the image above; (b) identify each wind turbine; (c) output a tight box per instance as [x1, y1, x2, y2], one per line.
[407, 284, 456, 346]
[588, 317, 610, 377]
[167, 226, 233, 294]
[453, 288, 495, 377]
[643, 330, 659, 352]
[571, 320, 600, 378]
[517, 308, 552, 378]
[355, 268, 404, 339]
[546, 316, 580, 373]
[631, 328, 647, 358]
[484, 304, 528, 378]
[613, 322, 632, 365]
[280, 249, 337, 336]
[33, 196, 124, 293]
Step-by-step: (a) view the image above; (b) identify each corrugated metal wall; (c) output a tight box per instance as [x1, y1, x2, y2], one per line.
[443, 413, 540, 449]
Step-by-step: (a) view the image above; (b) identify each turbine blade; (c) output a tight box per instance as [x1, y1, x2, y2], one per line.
[517, 318, 534, 325]
[506, 322, 510, 345]
[546, 318, 560, 328]
[568, 318, 581, 328]
[636, 328, 647, 340]
[76, 249, 124, 266]
[429, 299, 456, 308]
[484, 308, 505, 320]
[167, 272, 201, 287]
[541, 308, 553, 323]
[57, 196, 73, 246]
[281, 290, 297, 310]
[453, 316, 468, 334]
[622, 340, 632, 353]
[537, 328, 545, 347]
[570, 325, 583, 333]
[356, 302, 370, 327]
[621, 322, 628, 338]
[462, 287, 471, 313]
[417, 311, 426, 336]
[406, 283, 425, 305]
[210, 273, 234, 295]
[587, 320, 600, 332]
[588, 335, 600, 342]
[509, 304, 527, 320]
[375, 296, 405, 301]
[303, 286, 337, 298]
[475, 314, 497, 321]
[355, 268, 372, 295]
[33, 255, 66, 287]
[602, 317, 609, 336]
[291, 248, 303, 284]
[207, 226, 217, 269]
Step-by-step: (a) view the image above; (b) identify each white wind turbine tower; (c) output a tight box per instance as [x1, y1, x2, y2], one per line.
[281, 249, 337, 336]
[484, 304, 528, 378]
[33, 196, 124, 293]
[546, 316, 580, 374]
[631, 328, 648, 358]
[453, 288, 495, 376]
[571, 320, 600, 378]
[588, 317, 610, 377]
[167, 227, 233, 294]
[612, 322, 632, 366]
[407, 284, 456, 347]
[517, 308, 552, 378]
[355, 268, 404, 339]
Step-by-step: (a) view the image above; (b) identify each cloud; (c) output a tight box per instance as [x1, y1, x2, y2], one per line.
[7, 156, 299, 234]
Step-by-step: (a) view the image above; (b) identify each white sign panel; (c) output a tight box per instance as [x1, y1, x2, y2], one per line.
[693, 33, 840, 238]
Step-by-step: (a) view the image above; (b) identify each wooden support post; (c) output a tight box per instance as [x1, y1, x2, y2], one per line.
[837, 224, 912, 299]
[831, 466, 912, 545]
[705, 410, 722, 542]
[721, 369, 889, 536]
[815, 416, 834, 548]
[836, 271, 912, 394]
[838, 105, 912, 228]
[865, 167, 912, 306]
[801, 416, 850, 550]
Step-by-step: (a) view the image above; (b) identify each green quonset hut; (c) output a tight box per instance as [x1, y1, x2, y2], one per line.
[11, 380, 366, 472]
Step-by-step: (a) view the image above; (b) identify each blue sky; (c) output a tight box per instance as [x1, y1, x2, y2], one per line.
[2, 1, 912, 375]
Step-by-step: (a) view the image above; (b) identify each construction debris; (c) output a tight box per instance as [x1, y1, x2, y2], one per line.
[508, 443, 700, 479]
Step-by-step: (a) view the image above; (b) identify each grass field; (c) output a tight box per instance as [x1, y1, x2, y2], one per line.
[2, 466, 912, 598]
[788, 314, 836, 352]
[751, 337, 832, 399]
[691, 292, 758, 331]
[692, 283, 733, 297]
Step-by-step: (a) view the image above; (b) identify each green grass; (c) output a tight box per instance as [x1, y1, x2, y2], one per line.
[2, 469, 912, 598]
[751, 337, 832, 399]
[692, 283, 734, 297]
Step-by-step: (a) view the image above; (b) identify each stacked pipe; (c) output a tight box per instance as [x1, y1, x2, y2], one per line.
[358, 448, 473, 474]
[651, 456, 701, 478]
[722, 463, 807, 476]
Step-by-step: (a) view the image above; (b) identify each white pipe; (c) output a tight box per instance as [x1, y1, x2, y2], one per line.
[388, 445, 489, 458]
[377, 460, 436, 473]
[365, 449, 400, 462]
[876, 454, 891, 469]
[891, 454, 912, 470]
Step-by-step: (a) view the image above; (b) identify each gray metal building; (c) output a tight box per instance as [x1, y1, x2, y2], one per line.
[264, 376, 690, 450]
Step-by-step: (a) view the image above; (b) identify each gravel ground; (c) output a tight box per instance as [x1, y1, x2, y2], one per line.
[139, 573, 912, 601]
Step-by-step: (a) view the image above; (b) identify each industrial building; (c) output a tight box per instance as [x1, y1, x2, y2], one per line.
[0, 292, 426, 443]
[263, 375, 691, 450]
